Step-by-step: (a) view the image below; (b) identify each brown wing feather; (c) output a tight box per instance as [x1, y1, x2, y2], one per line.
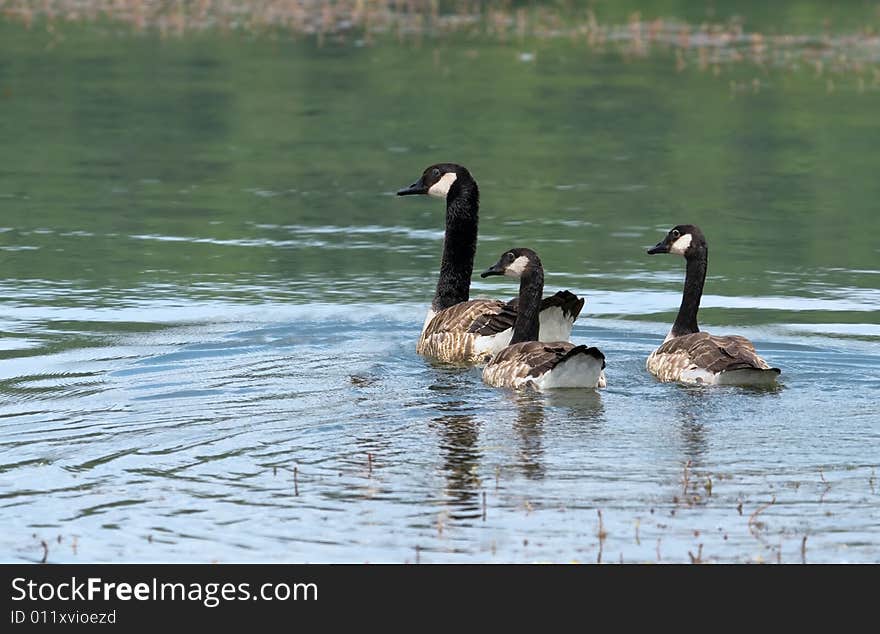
[483, 342, 605, 387]
[656, 332, 776, 374]
[423, 299, 506, 336]
[417, 299, 507, 363]
[468, 301, 517, 336]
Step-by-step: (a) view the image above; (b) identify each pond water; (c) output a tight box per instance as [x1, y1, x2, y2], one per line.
[0, 13, 878, 563]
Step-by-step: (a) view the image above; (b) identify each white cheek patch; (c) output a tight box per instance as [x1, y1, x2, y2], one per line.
[504, 256, 530, 278]
[669, 233, 693, 256]
[427, 172, 458, 198]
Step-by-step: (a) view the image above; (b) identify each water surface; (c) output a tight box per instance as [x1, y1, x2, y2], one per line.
[0, 16, 878, 563]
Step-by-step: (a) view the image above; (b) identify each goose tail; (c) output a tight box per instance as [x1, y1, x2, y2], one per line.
[541, 290, 585, 322]
[537, 345, 605, 389]
[538, 291, 585, 342]
[716, 366, 781, 386]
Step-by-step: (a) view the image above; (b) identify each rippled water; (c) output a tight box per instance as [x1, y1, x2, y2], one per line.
[1, 18, 878, 563]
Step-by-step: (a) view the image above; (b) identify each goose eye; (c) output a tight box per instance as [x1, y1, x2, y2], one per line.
[431, 168, 441, 178]
[671, 229, 680, 238]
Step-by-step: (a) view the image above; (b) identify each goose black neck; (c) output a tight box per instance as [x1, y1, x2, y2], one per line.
[510, 267, 544, 345]
[433, 176, 479, 311]
[672, 251, 707, 337]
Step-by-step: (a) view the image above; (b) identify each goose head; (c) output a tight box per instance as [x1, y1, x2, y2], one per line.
[397, 163, 471, 199]
[647, 224, 707, 259]
[481, 248, 541, 279]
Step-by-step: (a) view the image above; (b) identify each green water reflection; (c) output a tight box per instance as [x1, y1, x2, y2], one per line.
[0, 18, 877, 321]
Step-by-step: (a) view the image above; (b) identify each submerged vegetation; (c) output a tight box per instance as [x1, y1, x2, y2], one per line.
[2, 0, 880, 82]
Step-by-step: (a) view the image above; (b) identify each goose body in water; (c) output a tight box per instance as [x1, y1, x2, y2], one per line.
[397, 163, 583, 364]
[646, 224, 780, 386]
[479, 248, 605, 390]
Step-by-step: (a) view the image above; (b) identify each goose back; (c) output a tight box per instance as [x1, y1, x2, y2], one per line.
[646, 332, 780, 385]
[417, 299, 507, 364]
[418, 292, 585, 365]
[483, 342, 605, 389]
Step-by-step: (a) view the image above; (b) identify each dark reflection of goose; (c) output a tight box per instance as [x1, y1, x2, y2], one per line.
[674, 389, 710, 466]
[423, 362, 485, 519]
[671, 384, 783, 468]
[508, 389, 606, 480]
[431, 410, 482, 520]
[510, 392, 546, 480]
[542, 388, 606, 423]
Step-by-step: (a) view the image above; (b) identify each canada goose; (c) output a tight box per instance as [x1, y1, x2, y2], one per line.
[479, 248, 605, 390]
[645, 224, 780, 386]
[397, 163, 583, 364]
